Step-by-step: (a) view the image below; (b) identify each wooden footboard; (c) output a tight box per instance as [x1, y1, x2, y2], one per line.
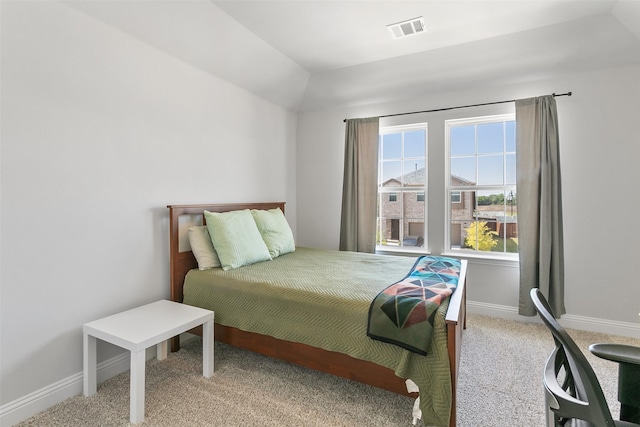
[445, 258, 467, 427]
[167, 202, 467, 427]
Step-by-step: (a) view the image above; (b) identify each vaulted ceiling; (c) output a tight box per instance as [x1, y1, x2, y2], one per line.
[67, 1, 640, 112]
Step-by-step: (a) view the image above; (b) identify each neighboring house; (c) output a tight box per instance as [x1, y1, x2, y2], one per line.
[379, 167, 426, 246]
[449, 175, 476, 248]
[380, 170, 516, 248]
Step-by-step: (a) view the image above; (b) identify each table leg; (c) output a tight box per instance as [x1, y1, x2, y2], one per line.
[203, 318, 214, 378]
[157, 340, 168, 361]
[83, 333, 97, 396]
[129, 350, 146, 424]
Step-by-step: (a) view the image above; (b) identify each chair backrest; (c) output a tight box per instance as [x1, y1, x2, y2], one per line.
[530, 288, 616, 427]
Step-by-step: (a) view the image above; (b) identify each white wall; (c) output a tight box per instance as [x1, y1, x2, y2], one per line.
[297, 65, 640, 331]
[0, 0, 297, 419]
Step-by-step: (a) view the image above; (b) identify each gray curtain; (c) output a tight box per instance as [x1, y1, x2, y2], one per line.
[516, 96, 565, 317]
[339, 117, 380, 253]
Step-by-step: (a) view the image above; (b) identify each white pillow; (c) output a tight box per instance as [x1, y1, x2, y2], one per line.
[204, 209, 272, 271]
[188, 226, 221, 270]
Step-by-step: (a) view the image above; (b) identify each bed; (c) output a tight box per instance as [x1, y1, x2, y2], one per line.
[167, 202, 467, 427]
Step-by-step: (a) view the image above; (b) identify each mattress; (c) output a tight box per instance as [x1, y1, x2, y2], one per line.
[183, 246, 452, 426]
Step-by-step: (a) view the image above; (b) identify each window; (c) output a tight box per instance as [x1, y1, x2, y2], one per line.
[446, 114, 518, 256]
[451, 191, 461, 204]
[377, 124, 427, 250]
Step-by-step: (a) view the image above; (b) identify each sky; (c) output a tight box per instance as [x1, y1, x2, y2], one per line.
[379, 120, 515, 189]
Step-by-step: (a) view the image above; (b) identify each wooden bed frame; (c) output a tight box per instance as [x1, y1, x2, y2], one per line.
[167, 202, 467, 427]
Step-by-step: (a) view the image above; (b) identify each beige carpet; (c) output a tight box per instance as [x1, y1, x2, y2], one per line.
[16, 314, 640, 426]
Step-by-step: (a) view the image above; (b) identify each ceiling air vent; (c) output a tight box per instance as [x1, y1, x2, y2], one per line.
[387, 17, 426, 39]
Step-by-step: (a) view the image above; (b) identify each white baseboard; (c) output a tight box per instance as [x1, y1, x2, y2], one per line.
[468, 300, 640, 339]
[0, 347, 155, 427]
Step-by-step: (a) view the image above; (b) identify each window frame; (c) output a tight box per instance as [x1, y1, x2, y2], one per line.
[377, 123, 428, 253]
[444, 113, 518, 260]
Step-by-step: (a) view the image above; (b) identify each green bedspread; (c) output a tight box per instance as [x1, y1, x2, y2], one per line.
[183, 247, 453, 426]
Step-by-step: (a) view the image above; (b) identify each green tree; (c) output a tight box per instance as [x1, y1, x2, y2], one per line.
[477, 193, 505, 206]
[464, 221, 498, 251]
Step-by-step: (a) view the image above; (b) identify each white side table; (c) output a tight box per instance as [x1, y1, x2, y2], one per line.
[83, 300, 214, 424]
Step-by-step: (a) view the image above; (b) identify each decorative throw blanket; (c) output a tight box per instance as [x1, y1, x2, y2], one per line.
[367, 256, 462, 356]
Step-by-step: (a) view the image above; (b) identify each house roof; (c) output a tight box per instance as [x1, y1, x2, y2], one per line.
[451, 175, 476, 186]
[398, 167, 426, 186]
[383, 168, 475, 186]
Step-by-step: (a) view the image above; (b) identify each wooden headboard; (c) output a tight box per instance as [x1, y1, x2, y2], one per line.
[167, 202, 286, 304]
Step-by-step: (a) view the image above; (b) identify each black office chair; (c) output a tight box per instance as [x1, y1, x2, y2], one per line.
[530, 288, 640, 427]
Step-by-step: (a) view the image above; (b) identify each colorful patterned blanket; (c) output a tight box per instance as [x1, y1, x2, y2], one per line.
[367, 256, 462, 356]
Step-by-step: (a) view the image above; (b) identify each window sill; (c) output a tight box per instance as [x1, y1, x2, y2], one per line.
[441, 251, 519, 267]
[375, 246, 430, 257]
[375, 247, 520, 267]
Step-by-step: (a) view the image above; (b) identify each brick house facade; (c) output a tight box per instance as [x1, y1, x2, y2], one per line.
[378, 168, 427, 246]
[379, 167, 517, 248]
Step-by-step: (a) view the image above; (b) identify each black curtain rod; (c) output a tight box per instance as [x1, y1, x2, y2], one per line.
[343, 91, 572, 122]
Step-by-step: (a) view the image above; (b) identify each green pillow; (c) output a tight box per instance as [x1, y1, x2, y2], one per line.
[251, 208, 295, 258]
[188, 226, 221, 270]
[204, 209, 271, 271]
